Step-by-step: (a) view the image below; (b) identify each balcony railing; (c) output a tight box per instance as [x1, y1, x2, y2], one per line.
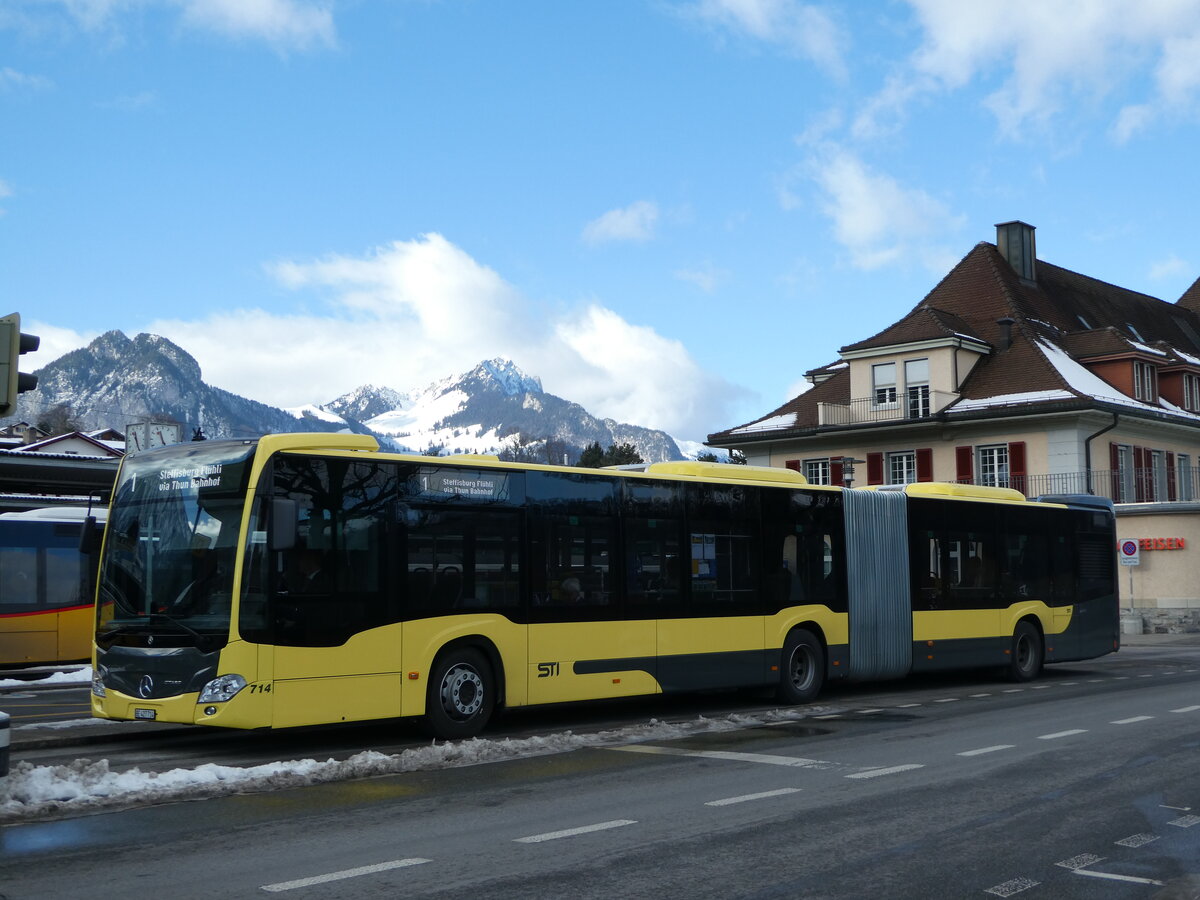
[921, 468, 1200, 503]
[818, 389, 957, 427]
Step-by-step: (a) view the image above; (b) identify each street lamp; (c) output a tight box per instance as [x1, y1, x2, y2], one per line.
[842, 457, 865, 488]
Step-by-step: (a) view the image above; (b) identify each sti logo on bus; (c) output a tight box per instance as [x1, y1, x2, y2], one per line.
[536, 662, 560, 678]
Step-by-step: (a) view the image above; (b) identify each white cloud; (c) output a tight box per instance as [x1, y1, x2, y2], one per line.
[177, 0, 335, 50]
[0, 67, 54, 91]
[142, 234, 742, 440]
[581, 201, 660, 245]
[674, 262, 727, 293]
[1149, 254, 1191, 281]
[857, 0, 1200, 140]
[808, 147, 964, 272]
[4, 0, 335, 50]
[679, 0, 847, 77]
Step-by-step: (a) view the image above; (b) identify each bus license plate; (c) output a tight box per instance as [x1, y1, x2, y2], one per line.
[134, 708, 157, 720]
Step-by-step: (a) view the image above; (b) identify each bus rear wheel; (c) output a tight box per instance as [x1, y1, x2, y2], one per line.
[778, 630, 824, 704]
[1007, 621, 1044, 682]
[426, 648, 495, 740]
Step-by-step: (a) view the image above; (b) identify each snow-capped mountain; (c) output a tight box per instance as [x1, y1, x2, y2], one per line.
[11, 334, 685, 462]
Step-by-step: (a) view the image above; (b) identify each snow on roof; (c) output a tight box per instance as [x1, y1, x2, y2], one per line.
[1036, 339, 1189, 415]
[1128, 340, 1168, 356]
[731, 413, 797, 434]
[951, 389, 1076, 411]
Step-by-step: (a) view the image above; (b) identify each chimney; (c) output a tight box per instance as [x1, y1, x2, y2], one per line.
[995, 220, 1036, 283]
[996, 317, 1015, 351]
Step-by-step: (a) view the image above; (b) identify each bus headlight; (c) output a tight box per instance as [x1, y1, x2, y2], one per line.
[91, 667, 107, 699]
[198, 674, 248, 703]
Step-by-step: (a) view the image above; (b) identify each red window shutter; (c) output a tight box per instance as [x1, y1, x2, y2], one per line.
[830, 457, 844, 486]
[1134, 446, 1147, 502]
[916, 448, 933, 482]
[1110, 442, 1121, 501]
[955, 446, 974, 484]
[1167, 451, 1177, 501]
[784, 459, 801, 472]
[1008, 441, 1027, 495]
[866, 452, 883, 485]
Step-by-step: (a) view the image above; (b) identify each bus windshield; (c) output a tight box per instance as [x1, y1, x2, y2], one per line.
[96, 441, 257, 649]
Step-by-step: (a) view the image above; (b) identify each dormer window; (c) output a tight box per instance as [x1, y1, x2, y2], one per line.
[872, 363, 897, 407]
[1133, 360, 1158, 402]
[1184, 373, 1200, 412]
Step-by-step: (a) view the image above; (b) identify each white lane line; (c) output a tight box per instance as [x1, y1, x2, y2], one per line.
[1161, 805, 1192, 811]
[1038, 729, 1088, 740]
[1114, 676, 1130, 680]
[857, 708, 884, 714]
[984, 876, 1040, 896]
[1168, 815, 1200, 828]
[969, 693, 992, 698]
[1072, 869, 1164, 886]
[1115, 833, 1159, 847]
[609, 745, 829, 768]
[1031, 685, 1050, 690]
[261, 859, 431, 892]
[896, 703, 922, 708]
[706, 788, 801, 807]
[814, 714, 841, 719]
[1002, 689, 1025, 693]
[845, 764, 924, 780]
[1138, 674, 1154, 678]
[1086, 679, 1104, 683]
[1111, 716, 1153, 724]
[515, 820, 637, 844]
[1056, 853, 1104, 870]
[1058, 682, 1078, 686]
[957, 745, 1015, 757]
[933, 698, 959, 703]
[1171, 705, 1200, 713]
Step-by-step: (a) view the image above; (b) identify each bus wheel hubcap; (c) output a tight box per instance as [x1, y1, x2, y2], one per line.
[442, 665, 483, 718]
[790, 648, 813, 690]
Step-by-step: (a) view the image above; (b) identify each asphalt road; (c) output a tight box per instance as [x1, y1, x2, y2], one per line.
[2, 635, 1199, 899]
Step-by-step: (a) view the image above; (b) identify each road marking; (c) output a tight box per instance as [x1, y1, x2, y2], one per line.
[1168, 815, 1200, 828]
[845, 764, 924, 779]
[1038, 729, 1087, 740]
[1058, 682, 1078, 686]
[969, 693, 991, 698]
[1171, 705, 1200, 713]
[515, 820, 636, 843]
[1161, 805, 1192, 811]
[1072, 869, 1164, 886]
[261, 858, 430, 892]
[1086, 679, 1104, 683]
[984, 876, 1039, 896]
[1115, 833, 1159, 847]
[1111, 716, 1153, 724]
[933, 698, 959, 703]
[1056, 853, 1104, 869]
[957, 745, 1015, 757]
[896, 703, 922, 708]
[857, 708, 883, 714]
[610, 745, 829, 768]
[814, 714, 841, 719]
[706, 788, 801, 807]
[1002, 689, 1024, 693]
[1138, 674, 1154, 678]
[1114, 676, 1130, 680]
[1031, 685, 1050, 690]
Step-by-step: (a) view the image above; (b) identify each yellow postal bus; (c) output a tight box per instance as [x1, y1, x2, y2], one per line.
[91, 434, 1118, 738]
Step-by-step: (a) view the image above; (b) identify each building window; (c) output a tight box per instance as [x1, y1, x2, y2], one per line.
[1151, 450, 1168, 501]
[804, 459, 831, 486]
[1184, 374, 1200, 412]
[1114, 444, 1135, 502]
[1179, 453, 1194, 502]
[905, 358, 931, 419]
[977, 445, 1009, 488]
[872, 363, 897, 407]
[1133, 361, 1158, 402]
[887, 451, 917, 485]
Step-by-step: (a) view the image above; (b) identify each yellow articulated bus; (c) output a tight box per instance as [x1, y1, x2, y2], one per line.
[1, 507, 106, 668]
[91, 434, 1119, 739]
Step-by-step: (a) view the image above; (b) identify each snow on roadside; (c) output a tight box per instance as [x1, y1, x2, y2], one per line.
[0, 666, 92, 690]
[0, 707, 826, 823]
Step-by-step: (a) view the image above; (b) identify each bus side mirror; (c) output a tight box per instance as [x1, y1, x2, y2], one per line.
[270, 499, 298, 552]
[78, 516, 99, 554]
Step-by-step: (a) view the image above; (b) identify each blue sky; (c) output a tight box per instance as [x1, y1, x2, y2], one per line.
[5, 1, 1200, 444]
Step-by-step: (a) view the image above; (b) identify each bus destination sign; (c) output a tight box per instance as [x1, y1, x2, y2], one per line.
[415, 468, 511, 502]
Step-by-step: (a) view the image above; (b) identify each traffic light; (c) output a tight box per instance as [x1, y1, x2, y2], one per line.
[0, 313, 40, 416]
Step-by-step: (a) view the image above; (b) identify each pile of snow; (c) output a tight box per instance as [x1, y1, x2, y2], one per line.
[0, 707, 827, 823]
[0, 667, 92, 690]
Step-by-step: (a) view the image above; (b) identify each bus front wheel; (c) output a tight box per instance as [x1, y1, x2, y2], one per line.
[426, 648, 495, 740]
[778, 630, 824, 705]
[1007, 621, 1044, 682]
